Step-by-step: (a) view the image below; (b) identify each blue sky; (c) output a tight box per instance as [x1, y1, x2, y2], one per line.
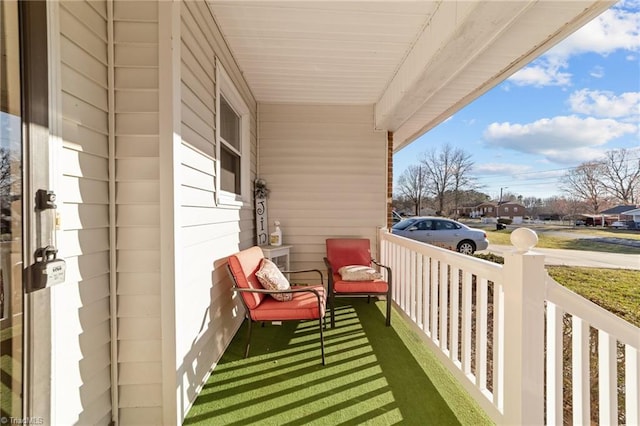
[393, 0, 640, 201]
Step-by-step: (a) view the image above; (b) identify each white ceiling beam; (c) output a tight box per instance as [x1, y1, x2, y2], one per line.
[375, 0, 533, 132]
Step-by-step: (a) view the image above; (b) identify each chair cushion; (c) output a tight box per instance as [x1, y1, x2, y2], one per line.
[332, 273, 389, 294]
[255, 258, 292, 301]
[338, 265, 383, 281]
[227, 246, 266, 309]
[326, 239, 372, 271]
[249, 286, 326, 321]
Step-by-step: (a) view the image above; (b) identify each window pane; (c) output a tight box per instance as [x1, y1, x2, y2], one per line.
[220, 145, 240, 194]
[220, 96, 240, 151]
[1, 0, 24, 417]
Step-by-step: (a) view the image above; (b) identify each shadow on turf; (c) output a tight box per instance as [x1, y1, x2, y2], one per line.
[184, 299, 459, 425]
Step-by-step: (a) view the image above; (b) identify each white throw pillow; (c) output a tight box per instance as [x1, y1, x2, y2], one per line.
[255, 258, 292, 301]
[338, 265, 383, 282]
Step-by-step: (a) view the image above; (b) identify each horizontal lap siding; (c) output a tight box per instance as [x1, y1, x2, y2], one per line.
[113, 1, 162, 424]
[259, 104, 387, 270]
[176, 2, 256, 421]
[58, 1, 112, 424]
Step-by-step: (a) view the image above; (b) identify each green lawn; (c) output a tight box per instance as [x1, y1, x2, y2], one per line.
[485, 229, 640, 254]
[475, 252, 640, 327]
[546, 266, 640, 327]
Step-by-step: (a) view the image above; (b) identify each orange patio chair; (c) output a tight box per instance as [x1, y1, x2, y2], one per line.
[324, 238, 392, 328]
[227, 246, 327, 365]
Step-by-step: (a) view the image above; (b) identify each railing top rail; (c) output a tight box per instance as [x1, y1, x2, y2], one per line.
[381, 231, 503, 282]
[546, 274, 639, 347]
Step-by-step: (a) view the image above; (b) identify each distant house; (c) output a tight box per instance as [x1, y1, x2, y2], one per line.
[471, 202, 497, 218]
[471, 201, 526, 223]
[620, 207, 640, 228]
[452, 204, 477, 218]
[496, 202, 526, 222]
[601, 205, 639, 221]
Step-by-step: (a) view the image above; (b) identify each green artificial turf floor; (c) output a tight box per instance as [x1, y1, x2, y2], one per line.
[184, 299, 492, 426]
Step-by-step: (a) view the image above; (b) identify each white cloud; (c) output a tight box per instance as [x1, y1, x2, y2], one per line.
[472, 163, 532, 175]
[568, 89, 640, 119]
[509, 64, 571, 87]
[508, 6, 639, 87]
[549, 7, 640, 59]
[483, 115, 637, 163]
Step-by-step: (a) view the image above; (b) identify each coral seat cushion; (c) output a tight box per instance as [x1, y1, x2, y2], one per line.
[332, 273, 388, 293]
[250, 286, 326, 321]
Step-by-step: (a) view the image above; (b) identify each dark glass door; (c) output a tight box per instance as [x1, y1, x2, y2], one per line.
[0, 0, 23, 418]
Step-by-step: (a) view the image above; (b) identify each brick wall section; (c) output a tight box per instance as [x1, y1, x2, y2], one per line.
[387, 131, 393, 229]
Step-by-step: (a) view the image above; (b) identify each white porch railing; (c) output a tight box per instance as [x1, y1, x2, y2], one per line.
[379, 228, 639, 425]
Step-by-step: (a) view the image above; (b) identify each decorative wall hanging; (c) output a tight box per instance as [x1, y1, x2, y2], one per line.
[254, 178, 270, 246]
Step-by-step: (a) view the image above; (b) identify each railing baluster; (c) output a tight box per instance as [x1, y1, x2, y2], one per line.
[440, 262, 449, 355]
[462, 271, 473, 380]
[476, 277, 488, 392]
[406, 246, 411, 311]
[572, 316, 590, 425]
[412, 250, 416, 317]
[493, 281, 503, 409]
[416, 254, 423, 329]
[391, 245, 398, 302]
[423, 256, 430, 335]
[450, 267, 460, 366]
[626, 345, 640, 425]
[431, 260, 439, 344]
[598, 330, 617, 425]
[546, 302, 563, 424]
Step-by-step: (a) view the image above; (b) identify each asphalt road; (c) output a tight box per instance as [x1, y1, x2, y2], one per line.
[480, 244, 640, 270]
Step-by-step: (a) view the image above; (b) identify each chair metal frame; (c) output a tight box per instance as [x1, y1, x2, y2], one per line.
[227, 264, 327, 365]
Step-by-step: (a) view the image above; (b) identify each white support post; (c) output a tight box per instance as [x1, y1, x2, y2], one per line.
[501, 228, 546, 425]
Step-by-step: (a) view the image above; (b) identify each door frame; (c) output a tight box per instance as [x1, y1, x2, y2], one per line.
[19, 0, 53, 419]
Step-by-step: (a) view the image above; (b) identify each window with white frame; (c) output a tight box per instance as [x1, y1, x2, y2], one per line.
[217, 62, 250, 205]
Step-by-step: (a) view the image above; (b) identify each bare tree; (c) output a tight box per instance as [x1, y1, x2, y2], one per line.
[599, 148, 640, 205]
[421, 143, 474, 215]
[561, 161, 608, 213]
[450, 148, 475, 216]
[396, 164, 428, 215]
[0, 148, 12, 198]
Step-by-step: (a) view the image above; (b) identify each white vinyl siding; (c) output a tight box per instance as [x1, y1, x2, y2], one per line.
[258, 104, 387, 271]
[175, 2, 257, 422]
[51, 1, 258, 423]
[113, 1, 162, 424]
[57, 1, 112, 424]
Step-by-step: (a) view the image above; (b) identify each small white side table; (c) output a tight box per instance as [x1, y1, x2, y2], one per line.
[260, 245, 292, 272]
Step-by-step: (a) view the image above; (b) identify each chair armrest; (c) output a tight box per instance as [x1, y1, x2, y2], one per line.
[371, 259, 392, 291]
[371, 258, 389, 271]
[280, 268, 323, 285]
[233, 286, 325, 303]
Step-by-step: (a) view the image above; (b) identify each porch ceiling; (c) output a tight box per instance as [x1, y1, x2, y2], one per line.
[207, 1, 614, 151]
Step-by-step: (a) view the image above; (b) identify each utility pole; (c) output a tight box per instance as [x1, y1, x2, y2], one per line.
[499, 187, 508, 219]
